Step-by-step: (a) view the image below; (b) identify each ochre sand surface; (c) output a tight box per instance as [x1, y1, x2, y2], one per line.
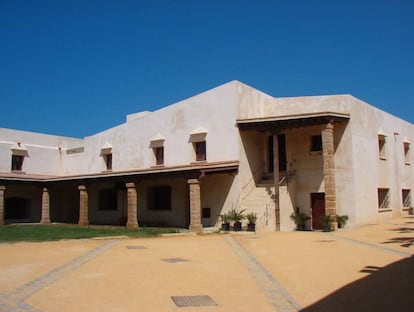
[1, 216, 413, 312]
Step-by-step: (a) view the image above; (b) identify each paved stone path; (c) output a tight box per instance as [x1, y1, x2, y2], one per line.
[1, 217, 413, 311]
[226, 235, 301, 312]
[0, 240, 117, 312]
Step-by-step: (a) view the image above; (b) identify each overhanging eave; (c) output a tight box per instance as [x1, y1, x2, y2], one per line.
[237, 112, 350, 132]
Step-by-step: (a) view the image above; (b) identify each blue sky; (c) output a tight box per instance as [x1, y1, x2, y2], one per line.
[1, 0, 413, 138]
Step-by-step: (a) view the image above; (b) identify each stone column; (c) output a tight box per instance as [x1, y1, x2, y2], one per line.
[125, 182, 138, 229]
[41, 187, 51, 224]
[78, 185, 89, 226]
[188, 179, 202, 233]
[0, 186, 5, 226]
[322, 121, 338, 231]
[273, 134, 280, 231]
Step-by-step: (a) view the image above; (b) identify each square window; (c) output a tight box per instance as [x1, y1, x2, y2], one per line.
[154, 146, 164, 166]
[378, 135, 387, 159]
[147, 185, 171, 210]
[378, 188, 390, 209]
[194, 141, 206, 161]
[402, 189, 412, 208]
[11, 155, 24, 171]
[310, 135, 322, 152]
[99, 189, 117, 210]
[202, 208, 211, 218]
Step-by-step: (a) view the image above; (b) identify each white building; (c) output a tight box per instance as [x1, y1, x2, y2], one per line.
[0, 81, 413, 231]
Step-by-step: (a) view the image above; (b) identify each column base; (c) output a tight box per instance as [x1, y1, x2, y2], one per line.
[78, 221, 89, 226]
[126, 222, 138, 229]
[330, 221, 338, 232]
[189, 224, 203, 234]
[40, 219, 51, 225]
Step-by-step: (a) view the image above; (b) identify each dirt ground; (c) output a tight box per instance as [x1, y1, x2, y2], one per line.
[1, 216, 413, 312]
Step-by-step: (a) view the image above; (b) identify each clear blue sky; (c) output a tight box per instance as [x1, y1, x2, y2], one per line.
[1, 0, 413, 138]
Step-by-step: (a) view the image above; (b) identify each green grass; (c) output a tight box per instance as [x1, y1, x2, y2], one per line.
[0, 224, 183, 242]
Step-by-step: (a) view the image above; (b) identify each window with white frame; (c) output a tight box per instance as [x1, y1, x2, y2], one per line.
[378, 188, 390, 210]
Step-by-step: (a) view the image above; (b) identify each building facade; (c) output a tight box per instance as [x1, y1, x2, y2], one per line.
[0, 81, 413, 231]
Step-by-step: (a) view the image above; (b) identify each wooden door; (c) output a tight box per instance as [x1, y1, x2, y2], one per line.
[311, 193, 325, 230]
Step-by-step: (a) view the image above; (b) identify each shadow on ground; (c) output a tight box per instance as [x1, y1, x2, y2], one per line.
[301, 256, 414, 312]
[381, 218, 414, 247]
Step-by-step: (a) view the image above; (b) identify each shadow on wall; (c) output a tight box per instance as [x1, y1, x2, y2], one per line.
[301, 256, 414, 312]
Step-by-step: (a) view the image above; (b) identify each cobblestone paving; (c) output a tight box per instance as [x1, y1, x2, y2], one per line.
[225, 235, 302, 312]
[0, 240, 118, 312]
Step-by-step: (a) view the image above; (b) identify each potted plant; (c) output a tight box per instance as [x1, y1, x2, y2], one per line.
[337, 215, 349, 228]
[219, 213, 230, 231]
[246, 212, 257, 232]
[290, 211, 310, 231]
[228, 208, 245, 231]
[321, 215, 333, 232]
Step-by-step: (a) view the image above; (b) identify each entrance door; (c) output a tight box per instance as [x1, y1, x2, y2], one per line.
[311, 193, 325, 230]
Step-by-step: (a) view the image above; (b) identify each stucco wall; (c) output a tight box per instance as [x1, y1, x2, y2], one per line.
[348, 97, 414, 224]
[62, 82, 241, 175]
[0, 128, 83, 175]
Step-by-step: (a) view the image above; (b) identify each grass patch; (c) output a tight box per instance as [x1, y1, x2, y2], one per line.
[0, 224, 183, 242]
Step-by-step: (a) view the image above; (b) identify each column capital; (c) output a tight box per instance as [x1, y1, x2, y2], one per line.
[325, 120, 335, 130]
[78, 185, 87, 191]
[187, 178, 199, 185]
[125, 182, 137, 189]
[0, 186, 6, 191]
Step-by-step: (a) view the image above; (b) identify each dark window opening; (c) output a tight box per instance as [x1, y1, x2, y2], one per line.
[5, 197, 29, 219]
[378, 188, 390, 209]
[195, 141, 206, 161]
[378, 135, 386, 159]
[268, 134, 287, 173]
[11, 155, 24, 171]
[154, 146, 164, 165]
[202, 208, 211, 218]
[402, 189, 412, 208]
[404, 142, 410, 164]
[311, 135, 323, 152]
[148, 185, 171, 210]
[104, 153, 112, 170]
[99, 189, 117, 210]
